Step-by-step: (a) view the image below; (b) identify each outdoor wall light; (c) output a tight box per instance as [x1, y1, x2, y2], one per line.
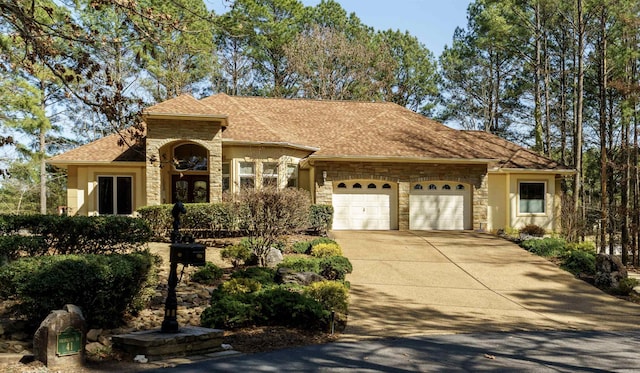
[322, 170, 327, 183]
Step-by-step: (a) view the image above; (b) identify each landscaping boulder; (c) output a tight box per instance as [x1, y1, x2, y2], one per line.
[595, 253, 627, 289]
[277, 267, 324, 286]
[264, 248, 283, 268]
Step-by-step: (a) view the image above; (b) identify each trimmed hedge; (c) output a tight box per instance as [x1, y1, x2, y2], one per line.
[137, 203, 335, 240]
[0, 215, 151, 260]
[0, 251, 159, 328]
[278, 255, 352, 281]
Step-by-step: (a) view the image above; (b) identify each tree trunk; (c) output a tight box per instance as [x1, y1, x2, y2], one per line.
[573, 0, 585, 242]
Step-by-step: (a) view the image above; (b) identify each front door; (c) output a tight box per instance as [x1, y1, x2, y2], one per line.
[171, 175, 209, 203]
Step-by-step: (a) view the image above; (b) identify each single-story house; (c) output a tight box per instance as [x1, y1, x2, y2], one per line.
[48, 93, 574, 232]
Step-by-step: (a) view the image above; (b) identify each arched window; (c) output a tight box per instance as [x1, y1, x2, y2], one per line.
[456, 184, 465, 190]
[368, 183, 377, 189]
[414, 184, 423, 190]
[337, 182, 347, 188]
[382, 183, 391, 189]
[428, 184, 437, 190]
[353, 183, 362, 189]
[174, 143, 208, 171]
[443, 184, 451, 190]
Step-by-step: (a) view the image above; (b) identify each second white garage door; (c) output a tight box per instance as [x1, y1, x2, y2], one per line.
[410, 182, 471, 230]
[332, 181, 398, 230]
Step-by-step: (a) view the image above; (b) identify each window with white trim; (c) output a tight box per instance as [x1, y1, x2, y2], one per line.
[286, 164, 298, 188]
[222, 162, 230, 192]
[262, 162, 278, 187]
[98, 176, 132, 215]
[519, 182, 546, 213]
[239, 162, 255, 189]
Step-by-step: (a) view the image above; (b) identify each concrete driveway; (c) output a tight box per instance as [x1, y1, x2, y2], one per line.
[333, 231, 640, 340]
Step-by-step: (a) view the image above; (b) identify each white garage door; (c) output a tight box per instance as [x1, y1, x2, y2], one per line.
[410, 182, 471, 230]
[332, 181, 398, 230]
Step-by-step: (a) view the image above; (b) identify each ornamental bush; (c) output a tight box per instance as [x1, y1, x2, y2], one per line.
[231, 267, 277, 286]
[0, 251, 158, 328]
[310, 242, 343, 257]
[519, 224, 546, 237]
[319, 256, 353, 280]
[0, 215, 151, 259]
[190, 262, 224, 285]
[560, 250, 596, 276]
[520, 237, 566, 257]
[291, 237, 337, 254]
[278, 256, 321, 274]
[304, 281, 349, 314]
[309, 205, 333, 234]
[220, 243, 253, 268]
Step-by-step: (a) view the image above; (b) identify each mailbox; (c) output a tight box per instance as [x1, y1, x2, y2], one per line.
[169, 243, 206, 266]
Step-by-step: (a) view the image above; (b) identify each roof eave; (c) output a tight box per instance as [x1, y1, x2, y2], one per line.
[489, 167, 576, 175]
[46, 160, 147, 167]
[307, 155, 498, 164]
[143, 112, 229, 127]
[223, 139, 319, 152]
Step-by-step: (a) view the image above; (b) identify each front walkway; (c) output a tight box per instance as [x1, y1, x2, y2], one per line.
[333, 231, 640, 340]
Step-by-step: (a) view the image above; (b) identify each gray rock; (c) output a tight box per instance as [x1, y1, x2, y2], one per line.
[595, 254, 628, 288]
[278, 268, 325, 286]
[87, 329, 102, 342]
[85, 342, 104, 354]
[265, 248, 283, 268]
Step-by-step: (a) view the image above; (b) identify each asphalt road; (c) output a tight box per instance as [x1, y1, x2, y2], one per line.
[148, 329, 640, 372]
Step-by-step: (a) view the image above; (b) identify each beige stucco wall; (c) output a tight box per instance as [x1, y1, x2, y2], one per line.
[487, 172, 562, 232]
[310, 161, 488, 230]
[65, 164, 146, 216]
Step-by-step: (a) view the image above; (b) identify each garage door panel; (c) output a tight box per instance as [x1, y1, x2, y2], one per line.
[332, 182, 397, 230]
[410, 185, 470, 230]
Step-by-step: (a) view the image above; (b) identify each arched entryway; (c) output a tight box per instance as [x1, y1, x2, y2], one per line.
[168, 142, 210, 203]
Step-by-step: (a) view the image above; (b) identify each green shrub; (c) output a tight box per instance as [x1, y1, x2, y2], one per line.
[521, 237, 566, 257]
[560, 250, 596, 276]
[0, 215, 151, 258]
[255, 287, 326, 329]
[319, 256, 353, 280]
[309, 205, 333, 234]
[220, 278, 262, 295]
[190, 262, 223, 285]
[519, 224, 546, 237]
[220, 243, 253, 268]
[311, 243, 343, 257]
[278, 256, 321, 274]
[291, 237, 337, 255]
[0, 235, 47, 260]
[304, 281, 349, 313]
[137, 203, 238, 239]
[566, 241, 596, 253]
[613, 277, 640, 295]
[200, 290, 258, 328]
[0, 251, 158, 328]
[231, 267, 276, 286]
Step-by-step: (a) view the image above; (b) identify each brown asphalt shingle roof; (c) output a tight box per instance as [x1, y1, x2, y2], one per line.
[49, 93, 572, 171]
[49, 133, 145, 163]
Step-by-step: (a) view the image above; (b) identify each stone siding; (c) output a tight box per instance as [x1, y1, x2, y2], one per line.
[145, 119, 223, 206]
[313, 161, 488, 230]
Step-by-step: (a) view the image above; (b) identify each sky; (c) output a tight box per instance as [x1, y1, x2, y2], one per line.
[206, 0, 472, 57]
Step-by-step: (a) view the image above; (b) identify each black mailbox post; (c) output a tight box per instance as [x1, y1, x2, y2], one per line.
[161, 202, 206, 333]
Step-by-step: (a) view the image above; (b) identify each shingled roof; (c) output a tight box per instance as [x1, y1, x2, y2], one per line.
[49, 93, 572, 171]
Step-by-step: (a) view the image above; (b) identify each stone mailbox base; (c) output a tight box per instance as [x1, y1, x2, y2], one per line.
[33, 304, 86, 369]
[112, 326, 223, 361]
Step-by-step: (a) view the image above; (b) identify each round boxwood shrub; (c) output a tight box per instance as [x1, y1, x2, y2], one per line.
[305, 281, 349, 314]
[560, 250, 596, 276]
[311, 243, 343, 258]
[231, 267, 276, 286]
[190, 262, 224, 285]
[319, 256, 353, 280]
[278, 256, 321, 274]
